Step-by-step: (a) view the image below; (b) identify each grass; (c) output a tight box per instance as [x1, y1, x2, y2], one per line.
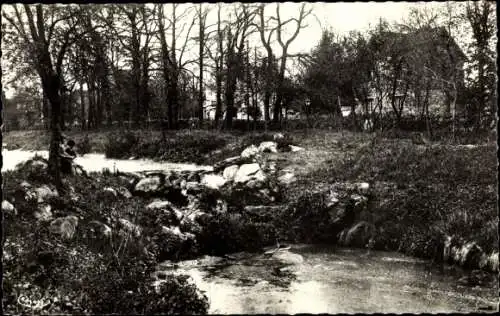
[303, 135, 498, 258]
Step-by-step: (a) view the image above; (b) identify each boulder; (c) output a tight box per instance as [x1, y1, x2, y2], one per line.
[258, 141, 278, 153]
[147, 200, 184, 221]
[116, 187, 133, 199]
[278, 172, 297, 186]
[134, 176, 163, 194]
[338, 221, 376, 247]
[273, 133, 285, 141]
[234, 163, 264, 184]
[201, 174, 227, 190]
[49, 215, 79, 240]
[241, 145, 259, 159]
[34, 204, 53, 222]
[272, 250, 304, 264]
[102, 187, 118, 200]
[223, 165, 239, 181]
[2, 200, 17, 216]
[118, 218, 142, 238]
[87, 220, 112, 239]
[213, 156, 251, 172]
[289, 145, 304, 152]
[34, 185, 58, 203]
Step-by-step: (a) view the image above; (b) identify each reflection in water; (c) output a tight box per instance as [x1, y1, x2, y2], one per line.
[160, 246, 498, 314]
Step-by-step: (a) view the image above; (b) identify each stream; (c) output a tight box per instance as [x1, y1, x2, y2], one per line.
[3, 149, 498, 314]
[159, 245, 499, 314]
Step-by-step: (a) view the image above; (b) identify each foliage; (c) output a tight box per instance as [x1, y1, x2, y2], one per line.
[104, 131, 140, 158]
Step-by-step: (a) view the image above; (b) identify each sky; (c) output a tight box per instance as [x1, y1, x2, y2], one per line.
[1, 2, 480, 98]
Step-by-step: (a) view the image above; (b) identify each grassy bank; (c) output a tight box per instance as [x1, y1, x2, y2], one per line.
[2, 163, 210, 314]
[302, 137, 498, 259]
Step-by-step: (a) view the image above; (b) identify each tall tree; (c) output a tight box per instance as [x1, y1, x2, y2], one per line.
[272, 3, 312, 124]
[465, 0, 496, 130]
[3, 4, 91, 190]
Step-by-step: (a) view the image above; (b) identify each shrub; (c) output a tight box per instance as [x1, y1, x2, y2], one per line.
[104, 132, 139, 158]
[197, 212, 267, 255]
[76, 134, 92, 155]
[81, 262, 209, 314]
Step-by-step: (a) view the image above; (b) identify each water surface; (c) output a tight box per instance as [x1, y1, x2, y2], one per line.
[158, 245, 499, 314]
[2, 149, 212, 173]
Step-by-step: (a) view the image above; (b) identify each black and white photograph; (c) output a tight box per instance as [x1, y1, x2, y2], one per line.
[1, 1, 498, 314]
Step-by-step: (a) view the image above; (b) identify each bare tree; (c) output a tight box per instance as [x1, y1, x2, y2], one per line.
[272, 3, 312, 124]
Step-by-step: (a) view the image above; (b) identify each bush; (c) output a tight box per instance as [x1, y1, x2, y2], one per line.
[76, 134, 92, 155]
[196, 212, 268, 255]
[104, 132, 139, 158]
[82, 262, 209, 314]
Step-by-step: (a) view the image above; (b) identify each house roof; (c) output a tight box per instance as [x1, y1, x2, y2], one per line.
[371, 26, 467, 62]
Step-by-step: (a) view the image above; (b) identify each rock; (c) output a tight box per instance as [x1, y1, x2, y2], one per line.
[186, 181, 202, 193]
[241, 145, 259, 159]
[34, 185, 58, 203]
[272, 250, 304, 264]
[186, 171, 202, 183]
[20, 181, 32, 189]
[186, 210, 209, 223]
[258, 141, 278, 153]
[201, 174, 227, 190]
[356, 182, 370, 194]
[246, 179, 265, 190]
[134, 176, 162, 194]
[289, 145, 304, 152]
[147, 200, 184, 220]
[116, 187, 133, 199]
[180, 179, 187, 190]
[118, 218, 142, 238]
[2, 200, 17, 216]
[147, 200, 174, 210]
[34, 204, 53, 222]
[273, 133, 285, 141]
[102, 187, 118, 200]
[87, 220, 112, 239]
[223, 165, 239, 181]
[213, 156, 251, 172]
[350, 194, 368, 207]
[49, 215, 79, 240]
[161, 225, 195, 241]
[457, 241, 483, 268]
[487, 252, 499, 272]
[180, 217, 203, 235]
[234, 163, 263, 184]
[338, 221, 376, 247]
[215, 199, 228, 213]
[325, 191, 340, 208]
[278, 172, 297, 186]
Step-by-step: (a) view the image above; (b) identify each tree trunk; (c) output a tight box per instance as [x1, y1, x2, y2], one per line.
[79, 83, 86, 130]
[42, 72, 63, 191]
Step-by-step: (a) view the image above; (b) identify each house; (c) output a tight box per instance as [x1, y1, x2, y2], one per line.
[359, 26, 467, 118]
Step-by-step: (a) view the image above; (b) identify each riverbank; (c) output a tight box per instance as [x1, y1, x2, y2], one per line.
[2, 128, 498, 312]
[4, 128, 498, 257]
